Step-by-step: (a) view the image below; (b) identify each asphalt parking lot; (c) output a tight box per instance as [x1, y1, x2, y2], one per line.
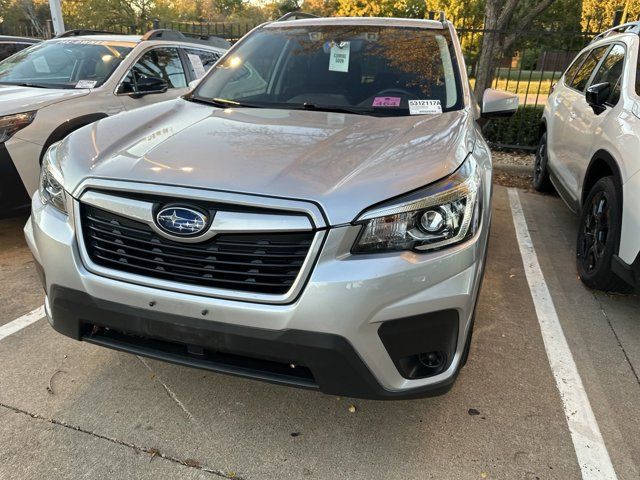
[0, 184, 638, 480]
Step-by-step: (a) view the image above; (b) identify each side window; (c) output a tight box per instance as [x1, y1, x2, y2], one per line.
[564, 50, 589, 86]
[120, 47, 186, 93]
[570, 46, 608, 92]
[184, 48, 220, 80]
[0, 44, 16, 60]
[590, 44, 626, 106]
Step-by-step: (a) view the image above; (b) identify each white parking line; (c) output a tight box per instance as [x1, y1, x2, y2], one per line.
[508, 188, 618, 480]
[0, 305, 45, 341]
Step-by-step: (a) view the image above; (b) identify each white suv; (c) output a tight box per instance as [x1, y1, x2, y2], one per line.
[535, 22, 640, 292]
[0, 30, 227, 214]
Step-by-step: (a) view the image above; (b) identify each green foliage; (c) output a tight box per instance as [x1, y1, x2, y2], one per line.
[270, 0, 302, 17]
[335, 0, 427, 18]
[582, 0, 640, 31]
[483, 106, 544, 148]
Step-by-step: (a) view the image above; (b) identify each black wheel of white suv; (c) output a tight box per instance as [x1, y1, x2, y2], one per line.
[533, 132, 554, 192]
[576, 177, 631, 293]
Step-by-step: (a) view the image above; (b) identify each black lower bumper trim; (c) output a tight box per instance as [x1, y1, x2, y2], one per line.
[0, 142, 30, 216]
[48, 286, 458, 400]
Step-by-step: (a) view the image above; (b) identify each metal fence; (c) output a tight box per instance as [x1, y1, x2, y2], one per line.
[1, 15, 634, 150]
[454, 18, 606, 150]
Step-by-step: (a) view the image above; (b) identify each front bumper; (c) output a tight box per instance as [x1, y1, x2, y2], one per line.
[26, 187, 489, 399]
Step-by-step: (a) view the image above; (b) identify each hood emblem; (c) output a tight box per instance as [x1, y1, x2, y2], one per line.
[156, 206, 208, 236]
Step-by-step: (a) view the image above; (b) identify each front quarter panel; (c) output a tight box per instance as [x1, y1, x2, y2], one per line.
[8, 89, 122, 197]
[543, 84, 564, 171]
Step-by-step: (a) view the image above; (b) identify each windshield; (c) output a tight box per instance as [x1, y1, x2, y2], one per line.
[0, 39, 134, 89]
[193, 24, 463, 116]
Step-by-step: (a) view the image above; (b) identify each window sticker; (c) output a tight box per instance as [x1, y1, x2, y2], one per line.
[408, 99, 442, 115]
[373, 96, 401, 107]
[187, 54, 206, 79]
[32, 56, 50, 73]
[75, 80, 97, 89]
[329, 41, 350, 73]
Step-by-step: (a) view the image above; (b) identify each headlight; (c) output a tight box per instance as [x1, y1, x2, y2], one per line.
[39, 141, 67, 213]
[0, 111, 36, 143]
[353, 155, 482, 253]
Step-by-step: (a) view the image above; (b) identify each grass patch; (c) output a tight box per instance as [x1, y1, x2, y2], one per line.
[494, 68, 561, 82]
[468, 69, 561, 95]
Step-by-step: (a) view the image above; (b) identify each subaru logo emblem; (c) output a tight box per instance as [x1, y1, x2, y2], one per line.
[156, 206, 208, 236]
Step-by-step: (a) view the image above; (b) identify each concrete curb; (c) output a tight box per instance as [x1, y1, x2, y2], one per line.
[494, 164, 533, 177]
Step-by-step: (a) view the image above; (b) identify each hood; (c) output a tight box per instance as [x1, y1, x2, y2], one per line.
[0, 85, 89, 116]
[61, 98, 476, 225]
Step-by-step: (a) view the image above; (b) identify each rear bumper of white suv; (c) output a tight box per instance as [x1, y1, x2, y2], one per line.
[25, 185, 489, 400]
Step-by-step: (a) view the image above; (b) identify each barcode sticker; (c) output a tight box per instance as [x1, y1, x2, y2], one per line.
[75, 80, 97, 89]
[408, 99, 442, 115]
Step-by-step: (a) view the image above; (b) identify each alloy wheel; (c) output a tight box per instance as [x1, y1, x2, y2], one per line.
[579, 191, 610, 272]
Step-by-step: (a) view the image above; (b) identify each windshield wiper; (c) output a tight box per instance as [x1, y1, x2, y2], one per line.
[190, 96, 264, 109]
[1, 82, 50, 89]
[297, 102, 375, 116]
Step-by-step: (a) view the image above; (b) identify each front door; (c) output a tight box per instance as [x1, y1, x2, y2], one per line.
[117, 47, 190, 110]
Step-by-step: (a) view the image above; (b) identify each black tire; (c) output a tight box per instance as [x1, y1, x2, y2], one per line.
[576, 177, 632, 293]
[533, 132, 554, 192]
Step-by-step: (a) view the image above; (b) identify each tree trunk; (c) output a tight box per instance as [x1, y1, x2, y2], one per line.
[473, 0, 558, 98]
[474, 31, 502, 98]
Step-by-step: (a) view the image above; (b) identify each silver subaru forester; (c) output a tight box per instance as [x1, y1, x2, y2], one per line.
[26, 16, 517, 399]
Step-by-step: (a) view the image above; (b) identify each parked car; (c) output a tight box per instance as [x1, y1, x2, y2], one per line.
[0, 29, 227, 215]
[534, 21, 640, 292]
[26, 15, 517, 399]
[0, 35, 40, 61]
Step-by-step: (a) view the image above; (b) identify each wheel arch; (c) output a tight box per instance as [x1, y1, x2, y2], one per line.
[581, 150, 623, 211]
[39, 113, 108, 163]
[539, 117, 547, 139]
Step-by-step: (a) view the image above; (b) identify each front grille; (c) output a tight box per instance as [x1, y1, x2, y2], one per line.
[80, 204, 315, 295]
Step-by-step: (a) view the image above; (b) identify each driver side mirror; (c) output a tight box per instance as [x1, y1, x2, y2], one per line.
[481, 89, 519, 119]
[585, 82, 610, 114]
[119, 75, 168, 99]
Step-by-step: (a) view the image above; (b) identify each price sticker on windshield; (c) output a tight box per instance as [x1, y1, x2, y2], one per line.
[75, 80, 97, 89]
[408, 99, 442, 115]
[329, 41, 350, 73]
[188, 54, 207, 79]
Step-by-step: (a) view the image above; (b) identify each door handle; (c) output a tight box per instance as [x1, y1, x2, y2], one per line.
[569, 111, 577, 121]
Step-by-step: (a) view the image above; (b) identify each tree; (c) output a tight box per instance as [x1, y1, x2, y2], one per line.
[473, 0, 558, 97]
[335, 0, 427, 18]
[581, 0, 640, 31]
[272, 0, 302, 17]
[303, 0, 340, 16]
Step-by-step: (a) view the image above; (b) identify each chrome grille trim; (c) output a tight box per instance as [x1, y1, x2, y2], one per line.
[72, 183, 327, 304]
[81, 190, 314, 244]
[71, 179, 327, 228]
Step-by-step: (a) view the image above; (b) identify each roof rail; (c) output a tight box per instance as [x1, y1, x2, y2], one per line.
[277, 12, 319, 22]
[590, 21, 640, 43]
[55, 29, 116, 38]
[141, 29, 230, 49]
